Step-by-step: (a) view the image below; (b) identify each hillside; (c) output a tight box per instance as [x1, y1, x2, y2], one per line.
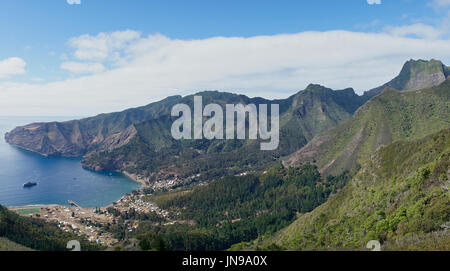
[4, 95, 184, 157]
[285, 78, 450, 176]
[252, 128, 450, 251]
[0, 237, 34, 251]
[132, 163, 352, 251]
[0, 205, 102, 251]
[6, 85, 365, 184]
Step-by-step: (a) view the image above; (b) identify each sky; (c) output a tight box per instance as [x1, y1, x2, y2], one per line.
[1, 0, 450, 116]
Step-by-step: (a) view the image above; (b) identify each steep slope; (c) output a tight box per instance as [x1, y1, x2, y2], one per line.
[0, 237, 34, 251]
[6, 86, 365, 183]
[133, 164, 352, 251]
[4, 95, 183, 156]
[363, 59, 449, 100]
[255, 128, 450, 251]
[286, 79, 450, 176]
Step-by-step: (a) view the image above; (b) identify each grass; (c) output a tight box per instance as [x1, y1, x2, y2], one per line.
[16, 208, 41, 215]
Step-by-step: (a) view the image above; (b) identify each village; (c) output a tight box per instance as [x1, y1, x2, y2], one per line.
[9, 172, 205, 247]
[11, 192, 170, 247]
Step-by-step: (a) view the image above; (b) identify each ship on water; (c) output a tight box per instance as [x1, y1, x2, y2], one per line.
[23, 181, 37, 188]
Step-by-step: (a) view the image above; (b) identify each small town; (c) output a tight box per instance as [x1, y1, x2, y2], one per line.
[11, 188, 171, 246]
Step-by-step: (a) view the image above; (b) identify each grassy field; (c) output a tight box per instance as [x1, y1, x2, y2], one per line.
[16, 208, 41, 215]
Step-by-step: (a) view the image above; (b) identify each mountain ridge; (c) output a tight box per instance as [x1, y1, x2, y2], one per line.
[80, 85, 365, 183]
[285, 78, 450, 176]
[6, 85, 366, 183]
[5, 59, 448, 185]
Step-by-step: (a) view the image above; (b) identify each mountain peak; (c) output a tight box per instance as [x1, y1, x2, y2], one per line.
[304, 83, 329, 91]
[363, 59, 448, 99]
[400, 59, 445, 77]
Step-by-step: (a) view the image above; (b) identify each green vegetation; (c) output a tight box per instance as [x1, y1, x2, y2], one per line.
[382, 231, 450, 251]
[4, 59, 449, 251]
[133, 164, 352, 250]
[0, 237, 34, 251]
[287, 79, 450, 176]
[0, 205, 102, 251]
[82, 85, 365, 183]
[255, 128, 450, 250]
[16, 208, 41, 215]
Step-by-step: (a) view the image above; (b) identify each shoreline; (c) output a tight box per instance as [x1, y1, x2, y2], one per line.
[8, 204, 63, 210]
[2, 142, 145, 211]
[121, 171, 147, 186]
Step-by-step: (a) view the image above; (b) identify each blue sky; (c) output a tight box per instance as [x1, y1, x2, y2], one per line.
[0, 0, 449, 115]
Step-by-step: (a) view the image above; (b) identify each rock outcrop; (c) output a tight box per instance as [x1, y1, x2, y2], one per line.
[363, 59, 449, 100]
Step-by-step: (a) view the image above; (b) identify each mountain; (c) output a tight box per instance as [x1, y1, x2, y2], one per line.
[6, 86, 365, 183]
[285, 78, 450, 176]
[4, 95, 184, 157]
[250, 128, 450, 251]
[363, 59, 449, 100]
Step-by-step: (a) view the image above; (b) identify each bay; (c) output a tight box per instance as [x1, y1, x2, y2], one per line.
[0, 116, 140, 208]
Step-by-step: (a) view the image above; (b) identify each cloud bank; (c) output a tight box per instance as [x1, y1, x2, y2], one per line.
[1, 30, 450, 116]
[0, 57, 26, 79]
[385, 23, 444, 39]
[61, 62, 105, 74]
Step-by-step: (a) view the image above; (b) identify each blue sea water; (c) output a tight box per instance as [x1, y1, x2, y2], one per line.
[0, 116, 140, 208]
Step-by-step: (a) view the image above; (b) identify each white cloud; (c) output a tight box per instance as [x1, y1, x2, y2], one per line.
[430, 0, 450, 7]
[67, 0, 81, 5]
[385, 23, 443, 39]
[367, 0, 382, 5]
[1, 31, 450, 116]
[0, 57, 26, 79]
[61, 62, 105, 74]
[68, 30, 141, 62]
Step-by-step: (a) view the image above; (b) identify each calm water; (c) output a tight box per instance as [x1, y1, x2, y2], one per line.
[0, 116, 140, 208]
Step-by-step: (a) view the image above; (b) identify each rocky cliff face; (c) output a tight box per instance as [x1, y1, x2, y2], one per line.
[94, 124, 138, 154]
[5, 121, 89, 156]
[4, 95, 183, 157]
[363, 59, 449, 100]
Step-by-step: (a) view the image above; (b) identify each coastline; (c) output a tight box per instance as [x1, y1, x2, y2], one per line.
[122, 171, 147, 186]
[9, 204, 62, 210]
[3, 138, 144, 211]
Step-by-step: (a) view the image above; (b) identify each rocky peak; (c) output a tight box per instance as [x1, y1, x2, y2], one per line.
[363, 59, 448, 100]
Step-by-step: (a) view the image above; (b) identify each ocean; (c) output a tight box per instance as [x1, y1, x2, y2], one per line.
[0, 116, 140, 208]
